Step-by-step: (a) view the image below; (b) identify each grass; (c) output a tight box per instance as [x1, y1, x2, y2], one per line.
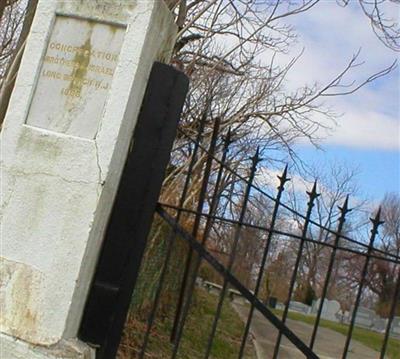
[118, 288, 256, 359]
[272, 309, 400, 359]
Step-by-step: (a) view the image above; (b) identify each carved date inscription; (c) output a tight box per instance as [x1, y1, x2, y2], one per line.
[26, 16, 125, 139]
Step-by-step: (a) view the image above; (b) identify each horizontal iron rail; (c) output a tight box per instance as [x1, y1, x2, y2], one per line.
[158, 203, 400, 265]
[156, 204, 320, 359]
[176, 128, 400, 262]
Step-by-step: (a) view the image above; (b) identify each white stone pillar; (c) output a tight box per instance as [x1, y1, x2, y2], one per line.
[0, 1, 176, 357]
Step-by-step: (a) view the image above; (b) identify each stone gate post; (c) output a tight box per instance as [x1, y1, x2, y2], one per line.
[0, 1, 177, 358]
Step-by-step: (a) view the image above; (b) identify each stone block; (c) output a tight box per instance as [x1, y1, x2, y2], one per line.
[0, 0, 176, 356]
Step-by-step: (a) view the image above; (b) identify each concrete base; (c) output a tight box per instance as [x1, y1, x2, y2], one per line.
[0, 333, 95, 359]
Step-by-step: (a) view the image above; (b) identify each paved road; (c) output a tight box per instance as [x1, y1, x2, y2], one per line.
[233, 303, 379, 359]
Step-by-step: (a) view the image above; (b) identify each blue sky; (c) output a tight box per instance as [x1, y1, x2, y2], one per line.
[295, 145, 399, 201]
[278, 1, 399, 202]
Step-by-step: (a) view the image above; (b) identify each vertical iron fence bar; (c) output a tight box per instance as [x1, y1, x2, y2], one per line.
[170, 118, 221, 344]
[200, 128, 232, 246]
[138, 110, 208, 358]
[380, 266, 400, 359]
[309, 195, 352, 349]
[237, 166, 290, 359]
[342, 208, 384, 359]
[272, 181, 320, 359]
[203, 149, 261, 359]
[169, 129, 232, 358]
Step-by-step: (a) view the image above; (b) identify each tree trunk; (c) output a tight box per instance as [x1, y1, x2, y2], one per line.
[0, 0, 38, 128]
[0, 2, 7, 22]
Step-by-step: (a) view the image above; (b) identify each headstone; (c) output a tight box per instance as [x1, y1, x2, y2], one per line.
[276, 302, 285, 310]
[267, 297, 278, 309]
[196, 277, 205, 287]
[204, 281, 223, 295]
[228, 289, 246, 304]
[311, 298, 341, 322]
[372, 317, 388, 333]
[0, 1, 176, 358]
[289, 301, 311, 315]
[342, 310, 351, 324]
[391, 317, 400, 336]
[354, 307, 375, 329]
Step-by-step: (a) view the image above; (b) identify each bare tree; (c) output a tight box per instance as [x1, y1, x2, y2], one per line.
[337, 0, 400, 51]
[0, 0, 38, 128]
[158, 0, 397, 220]
[0, 1, 25, 81]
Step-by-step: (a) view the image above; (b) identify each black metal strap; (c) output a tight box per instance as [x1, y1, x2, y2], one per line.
[78, 62, 189, 359]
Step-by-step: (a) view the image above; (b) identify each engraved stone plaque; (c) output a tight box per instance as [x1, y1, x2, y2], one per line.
[26, 16, 125, 139]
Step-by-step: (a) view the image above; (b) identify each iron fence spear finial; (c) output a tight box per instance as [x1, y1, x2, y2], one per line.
[251, 146, 262, 167]
[277, 164, 290, 191]
[338, 194, 352, 217]
[224, 127, 233, 147]
[307, 180, 320, 204]
[337, 195, 352, 232]
[370, 207, 385, 239]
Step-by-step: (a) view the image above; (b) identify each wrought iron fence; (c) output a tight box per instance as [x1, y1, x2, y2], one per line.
[69, 63, 400, 358]
[125, 116, 400, 358]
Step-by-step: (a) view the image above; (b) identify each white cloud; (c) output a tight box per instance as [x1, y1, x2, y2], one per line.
[267, 1, 400, 151]
[324, 108, 399, 150]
